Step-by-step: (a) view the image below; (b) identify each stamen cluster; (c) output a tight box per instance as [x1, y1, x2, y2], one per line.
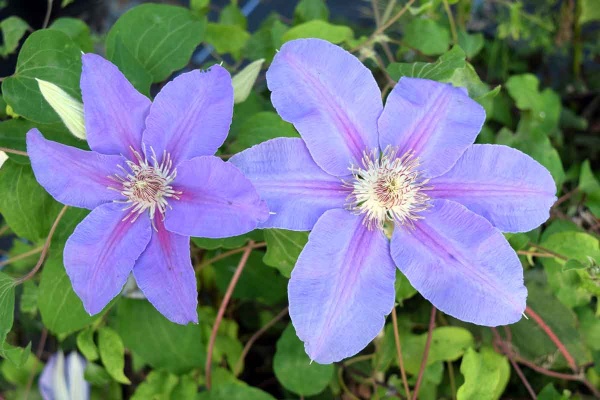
[346, 146, 431, 230]
[111, 147, 181, 224]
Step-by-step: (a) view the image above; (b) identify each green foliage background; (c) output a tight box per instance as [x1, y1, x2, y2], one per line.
[0, 0, 599, 399]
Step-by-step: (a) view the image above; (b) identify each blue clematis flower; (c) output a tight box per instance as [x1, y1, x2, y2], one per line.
[39, 351, 89, 400]
[27, 54, 269, 324]
[231, 38, 557, 363]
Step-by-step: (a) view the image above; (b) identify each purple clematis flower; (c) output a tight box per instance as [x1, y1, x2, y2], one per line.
[231, 39, 556, 363]
[39, 351, 89, 400]
[27, 54, 269, 324]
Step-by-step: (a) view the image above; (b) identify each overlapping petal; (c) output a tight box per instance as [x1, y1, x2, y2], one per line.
[165, 156, 268, 238]
[429, 145, 557, 232]
[27, 129, 125, 210]
[142, 66, 233, 166]
[81, 54, 150, 157]
[133, 218, 197, 325]
[391, 199, 526, 326]
[289, 209, 396, 363]
[267, 39, 382, 177]
[64, 203, 152, 315]
[230, 138, 349, 231]
[378, 78, 485, 178]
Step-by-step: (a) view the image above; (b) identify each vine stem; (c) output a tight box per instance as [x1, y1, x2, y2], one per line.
[391, 307, 411, 399]
[205, 241, 255, 390]
[234, 306, 288, 374]
[0, 246, 43, 268]
[0, 147, 28, 157]
[412, 306, 436, 400]
[42, 0, 53, 29]
[15, 205, 68, 285]
[491, 328, 536, 400]
[442, 0, 458, 44]
[194, 241, 266, 272]
[352, 0, 417, 52]
[525, 306, 577, 372]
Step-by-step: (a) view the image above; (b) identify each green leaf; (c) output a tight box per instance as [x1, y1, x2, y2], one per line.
[1, 342, 31, 367]
[232, 59, 264, 104]
[131, 370, 179, 400]
[214, 252, 287, 306]
[387, 46, 466, 82]
[0, 160, 62, 242]
[457, 347, 509, 400]
[263, 229, 308, 278]
[228, 111, 299, 153]
[579, 160, 600, 217]
[282, 20, 353, 44]
[219, 3, 247, 29]
[190, 0, 210, 16]
[537, 384, 570, 400]
[108, 36, 153, 96]
[106, 4, 206, 82]
[77, 328, 99, 361]
[403, 18, 450, 56]
[0, 272, 16, 352]
[273, 324, 333, 396]
[197, 384, 277, 400]
[98, 327, 130, 384]
[457, 30, 484, 58]
[402, 327, 474, 374]
[0, 351, 40, 385]
[2, 30, 82, 124]
[192, 230, 262, 250]
[38, 255, 100, 335]
[294, 0, 329, 23]
[580, 0, 600, 25]
[49, 17, 93, 52]
[84, 362, 112, 386]
[395, 271, 417, 303]
[0, 16, 29, 57]
[205, 23, 250, 60]
[114, 298, 205, 374]
[19, 280, 38, 316]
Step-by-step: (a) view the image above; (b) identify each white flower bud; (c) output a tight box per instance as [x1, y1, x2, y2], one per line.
[37, 78, 86, 140]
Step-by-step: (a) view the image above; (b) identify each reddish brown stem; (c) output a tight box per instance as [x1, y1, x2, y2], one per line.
[205, 242, 255, 390]
[234, 306, 289, 374]
[492, 328, 536, 400]
[15, 206, 68, 285]
[412, 306, 436, 400]
[525, 306, 577, 372]
[391, 307, 411, 400]
[195, 242, 266, 272]
[0, 147, 28, 157]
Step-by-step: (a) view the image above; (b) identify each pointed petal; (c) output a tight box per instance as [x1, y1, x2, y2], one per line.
[64, 203, 152, 315]
[230, 138, 349, 231]
[39, 354, 58, 400]
[133, 219, 198, 325]
[289, 209, 396, 363]
[52, 352, 69, 400]
[391, 199, 526, 326]
[81, 54, 150, 157]
[27, 129, 125, 210]
[142, 65, 233, 165]
[267, 39, 382, 177]
[378, 78, 485, 178]
[66, 353, 89, 400]
[430, 145, 557, 232]
[165, 156, 268, 238]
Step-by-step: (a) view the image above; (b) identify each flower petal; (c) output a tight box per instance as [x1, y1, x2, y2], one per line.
[142, 65, 233, 165]
[378, 78, 485, 178]
[230, 138, 349, 231]
[289, 209, 396, 363]
[267, 39, 382, 177]
[39, 353, 58, 400]
[66, 353, 89, 400]
[133, 218, 198, 325]
[391, 199, 526, 326]
[64, 203, 152, 315]
[429, 145, 557, 232]
[27, 129, 125, 210]
[165, 156, 268, 238]
[81, 54, 150, 157]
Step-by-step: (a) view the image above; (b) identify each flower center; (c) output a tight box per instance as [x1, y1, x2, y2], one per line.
[345, 146, 431, 230]
[111, 146, 181, 225]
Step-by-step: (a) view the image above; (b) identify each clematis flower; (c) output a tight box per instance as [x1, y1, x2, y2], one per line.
[39, 351, 89, 400]
[231, 39, 556, 363]
[27, 54, 269, 324]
